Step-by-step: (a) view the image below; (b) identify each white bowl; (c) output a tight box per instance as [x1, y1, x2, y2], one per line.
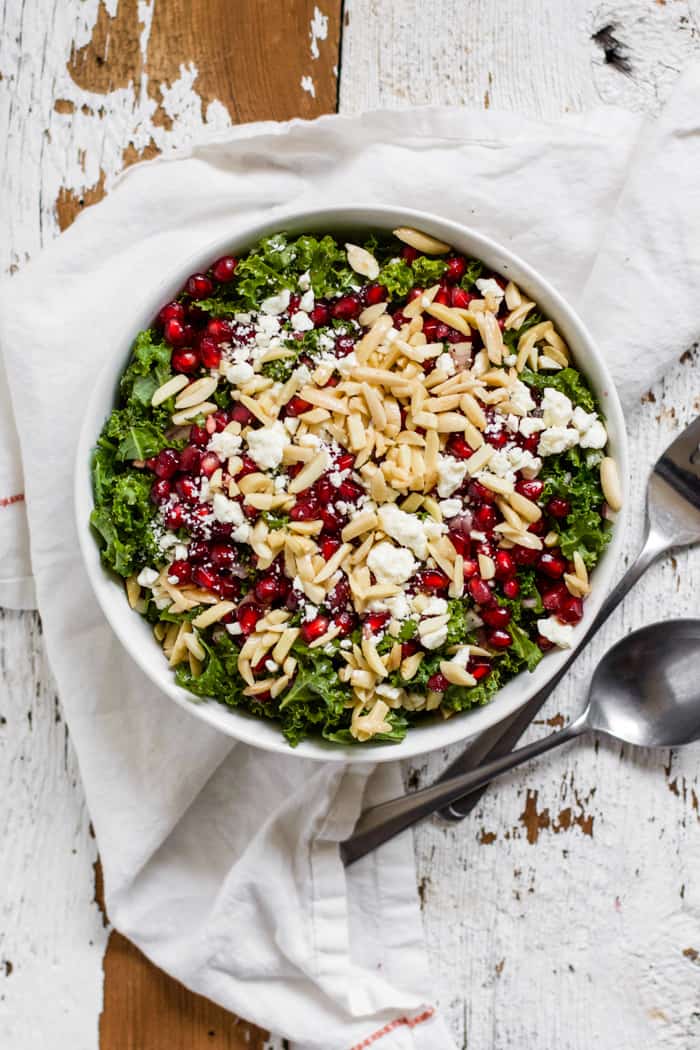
[75, 205, 628, 764]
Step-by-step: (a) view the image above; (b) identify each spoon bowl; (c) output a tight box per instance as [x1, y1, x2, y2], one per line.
[586, 619, 700, 748]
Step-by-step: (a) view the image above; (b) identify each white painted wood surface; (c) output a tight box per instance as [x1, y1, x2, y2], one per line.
[1, 2, 699, 1047]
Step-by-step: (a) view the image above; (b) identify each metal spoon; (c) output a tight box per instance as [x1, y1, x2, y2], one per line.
[340, 620, 700, 866]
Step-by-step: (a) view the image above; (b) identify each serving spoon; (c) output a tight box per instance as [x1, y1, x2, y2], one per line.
[340, 620, 700, 866]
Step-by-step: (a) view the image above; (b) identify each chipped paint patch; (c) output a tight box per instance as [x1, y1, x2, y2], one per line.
[309, 6, 329, 60]
[301, 74, 316, 98]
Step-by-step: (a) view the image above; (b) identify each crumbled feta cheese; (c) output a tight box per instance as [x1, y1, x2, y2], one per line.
[265, 659, 279, 673]
[208, 431, 242, 459]
[297, 270, 311, 291]
[226, 622, 243, 636]
[297, 432, 321, 449]
[284, 416, 299, 434]
[299, 289, 314, 312]
[505, 413, 520, 433]
[291, 310, 314, 332]
[435, 352, 456, 376]
[293, 363, 312, 385]
[303, 604, 318, 622]
[368, 541, 416, 586]
[572, 406, 607, 449]
[246, 421, 289, 470]
[234, 312, 251, 323]
[509, 380, 536, 416]
[224, 361, 254, 385]
[422, 597, 448, 617]
[519, 416, 546, 438]
[485, 449, 515, 482]
[538, 355, 561, 371]
[450, 645, 471, 668]
[507, 446, 542, 479]
[336, 351, 358, 375]
[377, 504, 429, 560]
[157, 530, 179, 551]
[212, 493, 244, 525]
[318, 332, 336, 353]
[476, 277, 504, 301]
[504, 353, 517, 367]
[368, 593, 412, 621]
[439, 498, 462, 518]
[136, 567, 159, 588]
[537, 616, 575, 649]
[174, 543, 188, 562]
[541, 387, 573, 428]
[538, 427, 580, 456]
[273, 475, 288, 492]
[436, 454, 469, 498]
[340, 638, 352, 650]
[260, 289, 290, 315]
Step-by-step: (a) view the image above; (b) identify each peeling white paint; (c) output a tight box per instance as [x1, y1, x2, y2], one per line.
[309, 6, 329, 60]
[300, 74, 316, 98]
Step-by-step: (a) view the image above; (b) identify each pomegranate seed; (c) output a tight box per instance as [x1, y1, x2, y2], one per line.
[241, 502, 259, 520]
[205, 318, 231, 343]
[503, 578, 520, 599]
[406, 287, 424, 303]
[528, 519, 545, 535]
[179, 445, 201, 472]
[158, 301, 185, 326]
[150, 478, 171, 504]
[433, 285, 451, 306]
[538, 551, 566, 579]
[210, 544, 235, 570]
[450, 286, 472, 309]
[427, 672, 450, 693]
[255, 574, 281, 604]
[186, 273, 213, 299]
[522, 434, 540, 454]
[315, 476, 335, 504]
[189, 424, 209, 447]
[401, 245, 419, 263]
[320, 536, 342, 559]
[164, 503, 184, 529]
[542, 583, 568, 612]
[235, 455, 258, 479]
[469, 480, 495, 504]
[212, 409, 229, 432]
[335, 335, 355, 357]
[365, 611, 390, 634]
[474, 504, 498, 531]
[338, 479, 362, 502]
[327, 575, 350, 613]
[288, 294, 301, 314]
[216, 579, 239, 602]
[512, 545, 540, 566]
[171, 348, 199, 373]
[199, 337, 222, 369]
[212, 255, 238, 283]
[546, 497, 570, 519]
[482, 606, 512, 628]
[153, 448, 181, 479]
[418, 569, 450, 592]
[515, 479, 544, 501]
[422, 316, 439, 340]
[488, 629, 513, 649]
[175, 476, 198, 502]
[334, 611, 355, 637]
[469, 662, 492, 681]
[199, 452, 221, 477]
[558, 595, 583, 624]
[494, 551, 515, 579]
[445, 256, 467, 284]
[163, 317, 188, 346]
[192, 565, 217, 591]
[486, 430, 508, 449]
[462, 557, 478, 579]
[309, 303, 330, 327]
[301, 615, 330, 643]
[330, 294, 361, 321]
[401, 640, 419, 658]
[468, 577, 493, 605]
[290, 497, 320, 521]
[238, 605, 262, 635]
[168, 559, 191, 583]
[448, 531, 470, 557]
[364, 283, 387, 305]
[188, 540, 210, 562]
[285, 395, 312, 417]
[448, 436, 473, 460]
[335, 452, 355, 471]
[434, 323, 450, 341]
[230, 403, 255, 426]
[538, 635, 554, 651]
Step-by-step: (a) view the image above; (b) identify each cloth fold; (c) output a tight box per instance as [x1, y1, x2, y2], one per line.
[2, 66, 700, 1048]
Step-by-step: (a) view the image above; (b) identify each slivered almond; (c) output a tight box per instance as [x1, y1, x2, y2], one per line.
[573, 552, 589, 585]
[347, 413, 366, 451]
[412, 410, 439, 430]
[171, 400, 217, 425]
[315, 543, 352, 583]
[192, 601, 236, 629]
[450, 554, 465, 598]
[504, 281, 522, 310]
[475, 311, 504, 366]
[299, 385, 349, 415]
[152, 373, 189, 406]
[544, 530, 559, 548]
[350, 532, 376, 565]
[507, 490, 542, 523]
[425, 301, 472, 337]
[239, 393, 274, 424]
[465, 444, 494, 475]
[496, 498, 524, 531]
[346, 243, 380, 280]
[184, 632, 206, 662]
[309, 624, 341, 649]
[435, 412, 472, 433]
[355, 315, 393, 364]
[174, 375, 218, 409]
[393, 227, 451, 254]
[495, 523, 543, 550]
[463, 419, 484, 450]
[403, 283, 440, 319]
[342, 510, 378, 542]
[125, 577, 141, 609]
[478, 553, 496, 580]
[460, 392, 487, 430]
[362, 383, 387, 430]
[440, 661, 477, 687]
[478, 472, 514, 495]
[288, 450, 330, 494]
[359, 301, 388, 326]
[300, 408, 331, 425]
[361, 636, 388, 678]
[564, 572, 591, 598]
[601, 457, 623, 511]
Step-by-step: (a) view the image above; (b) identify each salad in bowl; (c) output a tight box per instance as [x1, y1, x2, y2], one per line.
[89, 220, 623, 749]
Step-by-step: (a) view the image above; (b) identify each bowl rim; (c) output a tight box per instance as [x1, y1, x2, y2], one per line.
[75, 203, 629, 764]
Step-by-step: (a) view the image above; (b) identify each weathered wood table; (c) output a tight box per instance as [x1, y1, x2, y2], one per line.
[2, 2, 699, 1047]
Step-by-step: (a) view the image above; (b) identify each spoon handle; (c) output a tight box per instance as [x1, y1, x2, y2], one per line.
[436, 521, 671, 821]
[340, 717, 587, 866]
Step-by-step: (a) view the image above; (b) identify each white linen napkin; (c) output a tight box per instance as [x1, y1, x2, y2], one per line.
[1, 65, 700, 1049]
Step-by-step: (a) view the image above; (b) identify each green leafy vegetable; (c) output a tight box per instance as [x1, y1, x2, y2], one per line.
[541, 447, 610, 568]
[520, 366, 597, 413]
